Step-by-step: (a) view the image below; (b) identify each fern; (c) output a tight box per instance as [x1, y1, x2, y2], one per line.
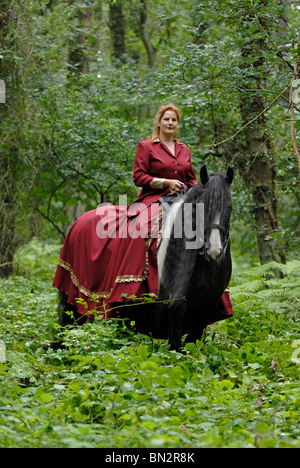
[230, 260, 300, 306]
[250, 260, 300, 278]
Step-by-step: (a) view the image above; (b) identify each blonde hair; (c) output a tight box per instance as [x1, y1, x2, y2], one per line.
[151, 104, 182, 142]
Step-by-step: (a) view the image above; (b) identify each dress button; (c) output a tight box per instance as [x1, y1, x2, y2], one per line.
[174, 161, 178, 164]
[174, 170, 178, 174]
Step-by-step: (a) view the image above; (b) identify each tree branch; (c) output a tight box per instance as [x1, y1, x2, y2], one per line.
[206, 84, 290, 149]
[34, 206, 65, 239]
[0, 261, 14, 269]
[51, 148, 103, 196]
[47, 177, 66, 218]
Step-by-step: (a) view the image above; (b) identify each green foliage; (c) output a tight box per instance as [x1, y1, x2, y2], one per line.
[0, 0, 299, 447]
[14, 237, 61, 279]
[1, 0, 299, 258]
[0, 245, 299, 448]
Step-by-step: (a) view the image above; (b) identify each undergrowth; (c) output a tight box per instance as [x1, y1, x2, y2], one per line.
[0, 239, 299, 448]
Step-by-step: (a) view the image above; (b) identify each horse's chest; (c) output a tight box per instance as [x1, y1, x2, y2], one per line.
[188, 258, 227, 295]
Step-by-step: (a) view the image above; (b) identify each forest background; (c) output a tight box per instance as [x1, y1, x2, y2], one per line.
[0, 0, 299, 269]
[0, 0, 300, 449]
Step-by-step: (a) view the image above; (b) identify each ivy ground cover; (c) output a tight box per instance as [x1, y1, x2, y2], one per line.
[0, 242, 299, 448]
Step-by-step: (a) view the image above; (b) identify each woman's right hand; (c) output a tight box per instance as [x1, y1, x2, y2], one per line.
[164, 179, 183, 194]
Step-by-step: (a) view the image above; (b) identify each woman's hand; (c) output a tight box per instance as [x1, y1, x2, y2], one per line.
[164, 179, 183, 194]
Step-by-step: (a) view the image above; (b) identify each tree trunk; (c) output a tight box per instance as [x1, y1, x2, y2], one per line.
[238, 28, 286, 264]
[0, 158, 16, 277]
[108, 0, 126, 64]
[138, 0, 156, 68]
[242, 144, 286, 265]
[0, 2, 16, 277]
[68, 1, 94, 75]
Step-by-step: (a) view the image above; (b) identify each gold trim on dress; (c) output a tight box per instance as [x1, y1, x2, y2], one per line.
[114, 236, 151, 283]
[58, 211, 163, 293]
[58, 259, 111, 299]
[115, 274, 146, 283]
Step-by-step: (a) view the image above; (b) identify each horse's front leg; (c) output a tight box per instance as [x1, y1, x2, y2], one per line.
[58, 291, 88, 326]
[168, 300, 186, 351]
[185, 326, 205, 346]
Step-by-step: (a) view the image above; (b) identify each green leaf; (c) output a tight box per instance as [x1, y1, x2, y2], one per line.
[137, 345, 150, 360]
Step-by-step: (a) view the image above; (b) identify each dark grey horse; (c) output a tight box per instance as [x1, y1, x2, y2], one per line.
[157, 165, 233, 350]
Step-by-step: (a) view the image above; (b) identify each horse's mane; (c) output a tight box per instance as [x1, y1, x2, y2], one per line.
[184, 174, 232, 225]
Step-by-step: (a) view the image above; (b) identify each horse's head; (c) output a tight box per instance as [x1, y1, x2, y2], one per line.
[199, 165, 234, 260]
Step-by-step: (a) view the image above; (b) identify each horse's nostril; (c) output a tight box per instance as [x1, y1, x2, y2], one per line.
[210, 248, 221, 260]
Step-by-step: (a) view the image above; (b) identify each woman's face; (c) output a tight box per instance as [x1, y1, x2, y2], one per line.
[159, 110, 179, 138]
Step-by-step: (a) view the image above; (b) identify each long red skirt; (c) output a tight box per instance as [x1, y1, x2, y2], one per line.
[52, 202, 233, 323]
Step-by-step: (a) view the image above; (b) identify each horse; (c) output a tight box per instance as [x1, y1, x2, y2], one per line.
[156, 165, 233, 350]
[55, 165, 234, 351]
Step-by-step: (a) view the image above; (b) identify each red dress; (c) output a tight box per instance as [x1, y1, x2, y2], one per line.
[52, 139, 233, 322]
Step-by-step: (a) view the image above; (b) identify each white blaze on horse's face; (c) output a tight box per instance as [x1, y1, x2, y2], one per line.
[207, 212, 222, 260]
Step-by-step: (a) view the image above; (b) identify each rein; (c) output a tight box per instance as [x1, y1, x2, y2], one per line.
[205, 223, 227, 236]
[201, 222, 230, 256]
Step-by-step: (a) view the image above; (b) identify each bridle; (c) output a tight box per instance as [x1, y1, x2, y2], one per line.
[200, 222, 230, 257]
[158, 184, 231, 257]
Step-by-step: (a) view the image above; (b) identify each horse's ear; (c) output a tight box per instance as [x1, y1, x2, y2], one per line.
[226, 167, 234, 185]
[200, 165, 209, 185]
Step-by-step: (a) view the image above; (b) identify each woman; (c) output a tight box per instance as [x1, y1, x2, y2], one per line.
[53, 104, 232, 323]
[132, 104, 197, 207]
